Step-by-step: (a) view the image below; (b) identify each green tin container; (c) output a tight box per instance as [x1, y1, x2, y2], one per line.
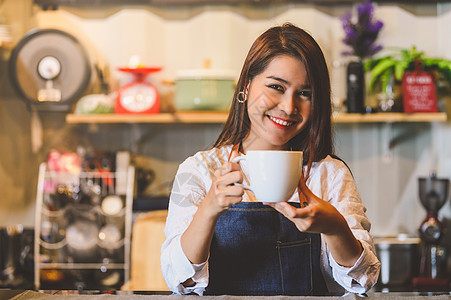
[174, 69, 236, 111]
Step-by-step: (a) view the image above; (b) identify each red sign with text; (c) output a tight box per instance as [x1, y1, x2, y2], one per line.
[402, 71, 437, 113]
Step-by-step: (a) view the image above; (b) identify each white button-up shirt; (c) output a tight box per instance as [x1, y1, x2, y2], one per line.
[161, 145, 381, 295]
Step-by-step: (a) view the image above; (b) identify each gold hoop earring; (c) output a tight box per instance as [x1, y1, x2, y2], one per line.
[237, 91, 247, 104]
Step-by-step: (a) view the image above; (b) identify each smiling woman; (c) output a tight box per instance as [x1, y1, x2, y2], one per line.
[213, 23, 333, 169]
[244, 55, 311, 150]
[161, 23, 380, 296]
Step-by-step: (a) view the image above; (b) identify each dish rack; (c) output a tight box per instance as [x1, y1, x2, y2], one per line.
[34, 163, 135, 290]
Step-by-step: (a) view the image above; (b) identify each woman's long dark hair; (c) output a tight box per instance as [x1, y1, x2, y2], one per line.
[213, 23, 334, 173]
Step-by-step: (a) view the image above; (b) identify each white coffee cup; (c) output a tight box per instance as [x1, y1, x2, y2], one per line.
[232, 150, 303, 203]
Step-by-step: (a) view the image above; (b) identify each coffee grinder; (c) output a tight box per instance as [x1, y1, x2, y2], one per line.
[413, 172, 450, 290]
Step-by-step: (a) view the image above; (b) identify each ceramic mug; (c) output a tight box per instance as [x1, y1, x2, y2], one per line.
[232, 150, 303, 203]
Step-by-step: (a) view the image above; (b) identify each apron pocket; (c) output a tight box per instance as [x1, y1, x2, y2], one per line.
[276, 238, 313, 295]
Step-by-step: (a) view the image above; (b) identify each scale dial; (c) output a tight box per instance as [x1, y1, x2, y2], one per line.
[117, 83, 158, 113]
[37, 56, 62, 80]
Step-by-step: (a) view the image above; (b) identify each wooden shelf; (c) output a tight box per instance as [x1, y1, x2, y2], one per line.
[65, 111, 447, 124]
[39, 263, 126, 269]
[333, 112, 447, 123]
[65, 111, 229, 124]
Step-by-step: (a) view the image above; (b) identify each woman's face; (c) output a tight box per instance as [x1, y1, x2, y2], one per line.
[243, 55, 312, 151]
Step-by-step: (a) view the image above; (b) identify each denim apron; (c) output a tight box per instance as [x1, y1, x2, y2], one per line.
[205, 202, 327, 296]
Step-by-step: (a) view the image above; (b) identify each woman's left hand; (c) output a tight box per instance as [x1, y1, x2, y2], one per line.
[265, 172, 363, 267]
[265, 172, 347, 235]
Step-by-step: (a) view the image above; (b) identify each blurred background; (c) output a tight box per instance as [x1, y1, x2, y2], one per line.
[0, 0, 450, 293]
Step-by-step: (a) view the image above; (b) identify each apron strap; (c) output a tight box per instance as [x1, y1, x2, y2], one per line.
[228, 143, 243, 162]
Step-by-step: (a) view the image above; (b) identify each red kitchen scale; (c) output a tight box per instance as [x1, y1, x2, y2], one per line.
[115, 67, 162, 114]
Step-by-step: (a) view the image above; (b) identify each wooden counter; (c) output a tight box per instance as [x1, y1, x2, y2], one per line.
[4, 290, 451, 299]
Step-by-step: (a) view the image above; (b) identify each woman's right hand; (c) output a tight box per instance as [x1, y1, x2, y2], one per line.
[202, 149, 245, 217]
[180, 149, 244, 265]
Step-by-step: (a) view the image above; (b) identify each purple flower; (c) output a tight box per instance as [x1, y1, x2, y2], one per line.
[357, 1, 374, 20]
[341, 1, 384, 59]
[369, 44, 383, 56]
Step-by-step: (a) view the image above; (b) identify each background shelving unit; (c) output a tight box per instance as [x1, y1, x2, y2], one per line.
[34, 163, 135, 290]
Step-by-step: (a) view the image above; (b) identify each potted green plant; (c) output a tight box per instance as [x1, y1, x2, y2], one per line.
[365, 46, 451, 93]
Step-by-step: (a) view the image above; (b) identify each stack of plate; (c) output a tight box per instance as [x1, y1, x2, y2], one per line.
[0, 24, 12, 45]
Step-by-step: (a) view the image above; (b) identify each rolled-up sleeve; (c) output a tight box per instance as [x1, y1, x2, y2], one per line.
[328, 241, 381, 294]
[161, 224, 209, 294]
[160, 156, 212, 295]
[311, 157, 381, 294]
